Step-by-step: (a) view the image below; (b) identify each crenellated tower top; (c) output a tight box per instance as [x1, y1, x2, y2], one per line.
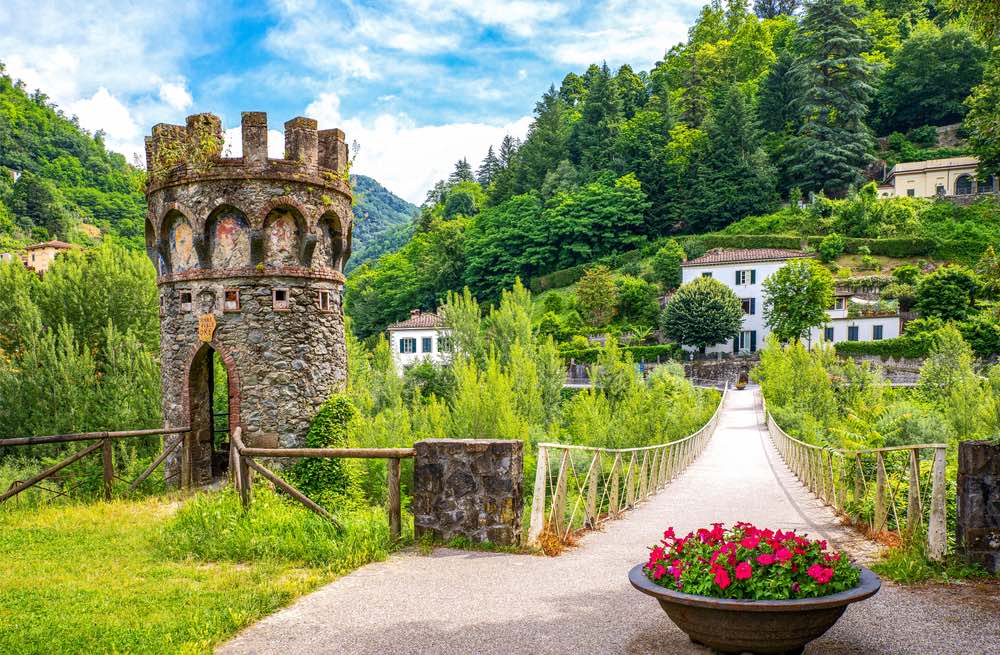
[145, 111, 349, 193]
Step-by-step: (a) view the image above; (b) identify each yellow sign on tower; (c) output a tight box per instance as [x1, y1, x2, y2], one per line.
[197, 314, 217, 343]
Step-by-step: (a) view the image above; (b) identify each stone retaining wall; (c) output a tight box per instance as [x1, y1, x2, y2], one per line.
[957, 441, 1000, 574]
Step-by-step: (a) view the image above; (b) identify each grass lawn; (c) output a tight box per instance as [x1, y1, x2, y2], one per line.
[0, 497, 341, 654]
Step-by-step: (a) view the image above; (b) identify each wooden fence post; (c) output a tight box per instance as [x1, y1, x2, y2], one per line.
[102, 438, 114, 501]
[624, 453, 636, 508]
[387, 457, 401, 541]
[586, 451, 599, 527]
[551, 450, 570, 537]
[527, 446, 548, 546]
[928, 446, 947, 561]
[609, 454, 621, 518]
[638, 451, 649, 500]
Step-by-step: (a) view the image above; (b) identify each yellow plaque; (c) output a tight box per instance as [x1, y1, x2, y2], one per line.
[197, 314, 217, 343]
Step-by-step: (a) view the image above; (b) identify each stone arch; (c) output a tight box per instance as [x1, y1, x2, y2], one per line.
[206, 204, 252, 269]
[160, 208, 198, 273]
[317, 210, 349, 272]
[144, 217, 159, 274]
[182, 339, 241, 486]
[263, 205, 306, 267]
[956, 174, 974, 196]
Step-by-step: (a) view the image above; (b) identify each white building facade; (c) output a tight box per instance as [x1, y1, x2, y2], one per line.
[386, 309, 453, 371]
[680, 249, 900, 355]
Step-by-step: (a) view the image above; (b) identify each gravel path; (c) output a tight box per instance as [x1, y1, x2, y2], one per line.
[218, 389, 1000, 655]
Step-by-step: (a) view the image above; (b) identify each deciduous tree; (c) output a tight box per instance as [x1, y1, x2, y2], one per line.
[762, 258, 834, 341]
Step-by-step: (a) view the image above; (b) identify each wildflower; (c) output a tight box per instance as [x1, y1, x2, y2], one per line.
[735, 561, 753, 580]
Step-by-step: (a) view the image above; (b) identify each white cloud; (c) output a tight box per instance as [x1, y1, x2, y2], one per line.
[305, 91, 531, 203]
[65, 87, 142, 160]
[158, 81, 193, 111]
[222, 127, 288, 159]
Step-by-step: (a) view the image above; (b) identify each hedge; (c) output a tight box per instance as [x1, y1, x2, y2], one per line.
[560, 343, 684, 364]
[530, 249, 646, 292]
[833, 336, 930, 360]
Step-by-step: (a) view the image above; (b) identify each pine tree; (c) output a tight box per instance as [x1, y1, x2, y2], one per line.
[498, 135, 520, 168]
[448, 158, 475, 185]
[757, 49, 800, 134]
[515, 86, 571, 193]
[753, 0, 799, 18]
[569, 62, 622, 174]
[788, 0, 874, 197]
[476, 146, 500, 188]
[615, 64, 648, 119]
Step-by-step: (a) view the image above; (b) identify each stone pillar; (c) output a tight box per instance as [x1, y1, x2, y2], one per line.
[413, 439, 523, 546]
[957, 441, 1000, 574]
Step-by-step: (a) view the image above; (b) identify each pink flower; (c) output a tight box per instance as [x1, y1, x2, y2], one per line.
[807, 564, 834, 584]
[740, 536, 760, 550]
[735, 561, 753, 580]
[756, 553, 776, 566]
[775, 547, 793, 563]
[713, 567, 731, 590]
[653, 564, 666, 580]
[663, 527, 676, 542]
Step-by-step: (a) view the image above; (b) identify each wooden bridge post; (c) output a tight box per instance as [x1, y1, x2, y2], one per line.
[928, 446, 947, 561]
[638, 452, 649, 500]
[551, 450, 570, 537]
[586, 451, 599, 527]
[101, 438, 114, 501]
[387, 457, 401, 541]
[907, 449, 921, 535]
[527, 446, 548, 546]
[609, 454, 621, 517]
[875, 452, 887, 533]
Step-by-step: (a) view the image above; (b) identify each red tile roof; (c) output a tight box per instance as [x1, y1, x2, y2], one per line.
[681, 248, 812, 267]
[387, 310, 446, 330]
[24, 240, 77, 251]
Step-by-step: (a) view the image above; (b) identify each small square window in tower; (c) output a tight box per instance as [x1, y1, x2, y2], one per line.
[179, 290, 193, 312]
[317, 289, 333, 312]
[273, 288, 290, 311]
[224, 289, 240, 312]
[159, 295, 165, 317]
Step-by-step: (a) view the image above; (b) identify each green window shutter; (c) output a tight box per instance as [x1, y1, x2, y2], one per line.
[750, 298, 756, 315]
[735, 270, 741, 285]
[750, 331, 757, 352]
[399, 339, 404, 353]
[733, 336, 739, 353]
[751, 269, 756, 284]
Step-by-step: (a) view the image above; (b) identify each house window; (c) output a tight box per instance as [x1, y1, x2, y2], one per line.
[906, 189, 915, 197]
[956, 175, 974, 195]
[224, 289, 240, 312]
[701, 272, 712, 278]
[873, 325, 883, 341]
[272, 288, 289, 311]
[824, 327, 834, 342]
[179, 290, 193, 312]
[735, 270, 756, 285]
[439, 336, 454, 353]
[316, 289, 333, 312]
[978, 177, 996, 194]
[422, 336, 433, 353]
[848, 326, 859, 341]
[741, 298, 756, 315]
[737, 330, 757, 352]
[834, 297, 846, 311]
[400, 337, 417, 354]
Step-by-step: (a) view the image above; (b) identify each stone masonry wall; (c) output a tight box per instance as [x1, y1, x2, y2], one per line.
[412, 440, 524, 546]
[957, 441, 1000, 574]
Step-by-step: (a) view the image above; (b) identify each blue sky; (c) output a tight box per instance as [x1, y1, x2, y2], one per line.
[0, 0, 703, 202]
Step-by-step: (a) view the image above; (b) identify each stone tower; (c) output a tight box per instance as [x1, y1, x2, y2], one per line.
[144, 112, 352, 486]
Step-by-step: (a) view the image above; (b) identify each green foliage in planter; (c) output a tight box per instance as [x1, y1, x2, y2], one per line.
[289, 395, 366, 511]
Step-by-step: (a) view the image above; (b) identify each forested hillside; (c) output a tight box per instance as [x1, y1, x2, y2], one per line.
[0, 64, 146, 251]
[346, 0, 1000, 337]
[349, 175, 418, 271]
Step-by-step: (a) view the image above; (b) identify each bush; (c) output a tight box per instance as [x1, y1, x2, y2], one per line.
[892, 264, 921, 284]
[916, 265, 980, 321]
[157, 487, 395, 568]
[661, 277, 744, 350]
[817, 233, 845, 263]
[615, 275, 660, 325]
[834, 336, 931, 360]
[559, 343, 683, 364]
[651, 239, 685, 290]
[289, 395, 365, 510]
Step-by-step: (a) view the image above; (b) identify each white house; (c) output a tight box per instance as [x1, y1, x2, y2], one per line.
[680, 248, 900, 355]
[877, 156, 996, 199]
[386, 309, 453, 371]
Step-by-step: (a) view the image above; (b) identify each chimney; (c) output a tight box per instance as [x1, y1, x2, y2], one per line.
[410, 309, 421, 318]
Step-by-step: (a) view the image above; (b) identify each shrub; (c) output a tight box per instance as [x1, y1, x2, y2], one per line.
[881, 282, 917, 311]
[576, 265, 619, 327]
[615, 275, 660, 325]
[289, 395, 365, 510]
[559, 343, 683, 364]
[661, 277, 743, 350]
[834, 336, 931, 360]
[651, 239, 686, 290]
[643, 523, 860, 599]
[892, 264, 921, 284]
[541, 293, 564, 313]
[817, 233, 845, 262]
[958, 313, 1000, 358]
[916, 265, 980, 321]
[402, 361, 456, 404]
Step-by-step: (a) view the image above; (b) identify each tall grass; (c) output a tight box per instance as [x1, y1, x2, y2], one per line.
[157, 486, 402, 570]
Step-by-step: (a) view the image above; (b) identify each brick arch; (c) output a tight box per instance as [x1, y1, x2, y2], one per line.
[157, 201, 200, 237]
[252, 195, 312, 231]
[181, 338, 242, 433]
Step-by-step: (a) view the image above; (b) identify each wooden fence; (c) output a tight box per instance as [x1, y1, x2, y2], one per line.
[229, 427, 413, 541]
[527, 384, 729, 547]
[764, 399, 947, 560]
[0, 427, 190, 504]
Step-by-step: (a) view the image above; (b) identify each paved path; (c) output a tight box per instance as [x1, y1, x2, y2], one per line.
[219, 389, 1000, 655]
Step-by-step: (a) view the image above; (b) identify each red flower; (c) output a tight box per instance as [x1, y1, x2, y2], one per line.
[713, 567, 731, 590]
[775, 547, 793, 563]
[653, 564, 666, 580]
[756, 553, 775, 566]
[735, 561, 753, 580]
[807, 564, 834, 584]
[740, 536, 760, 550]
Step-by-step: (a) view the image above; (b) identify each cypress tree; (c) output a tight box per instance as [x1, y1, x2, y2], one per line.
[788, 0, 874, 197]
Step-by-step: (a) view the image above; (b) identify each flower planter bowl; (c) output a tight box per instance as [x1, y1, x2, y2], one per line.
[629, 563, 880, 655]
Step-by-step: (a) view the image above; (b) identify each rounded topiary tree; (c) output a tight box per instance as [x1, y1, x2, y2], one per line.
[660, 276, 743, 352]
[290, 394, 365, 510]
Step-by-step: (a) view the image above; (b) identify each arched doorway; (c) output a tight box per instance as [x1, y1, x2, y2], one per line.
[186, 342, 239, 486]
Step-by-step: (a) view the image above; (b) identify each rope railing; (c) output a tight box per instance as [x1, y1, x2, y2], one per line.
[527, 384, 729, 547]
[762, 397, 947, 560]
